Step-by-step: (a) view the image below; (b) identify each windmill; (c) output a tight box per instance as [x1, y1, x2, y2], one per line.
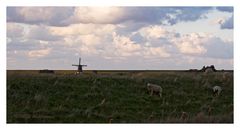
[72, 58, 87, 73]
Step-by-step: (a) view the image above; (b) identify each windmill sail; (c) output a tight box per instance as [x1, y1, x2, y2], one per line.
[72, 57, 87, 73]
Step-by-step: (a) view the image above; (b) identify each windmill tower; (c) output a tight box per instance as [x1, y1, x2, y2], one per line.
[72, 58, 87, 73]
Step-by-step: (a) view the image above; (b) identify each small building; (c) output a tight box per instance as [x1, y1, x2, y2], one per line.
[39, 69, 55, 74]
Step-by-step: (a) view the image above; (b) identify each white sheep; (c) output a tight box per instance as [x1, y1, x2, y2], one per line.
[213, 86, 222, 96]
[147, 83, 162, 97]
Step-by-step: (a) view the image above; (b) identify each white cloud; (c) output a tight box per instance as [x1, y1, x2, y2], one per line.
[139, 25, 170, 39]
[172, 33, 208, 55]
[110, 33, 141, 57]
[79, 34, 101, 46]
[49, 24, 95, 36]
[171, 32, 233, 59]
[49, 23, 116, 36]
[68, 7, 125, 24]
[78, 46, 99, 55]
[75, 34, 103, 55]
[48, 24, 117, 55]
[28, 48, 52, 58]
[143, 47, 171, 58]
[6, 7, 233, 70]
[7, 23, 24, 38]
[177, 41, 206, 55]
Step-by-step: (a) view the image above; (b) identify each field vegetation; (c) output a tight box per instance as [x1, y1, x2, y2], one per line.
[7, 70, 233, 123]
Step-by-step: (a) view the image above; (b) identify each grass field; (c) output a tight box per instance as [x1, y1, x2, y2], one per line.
[7, 70, 233, 123]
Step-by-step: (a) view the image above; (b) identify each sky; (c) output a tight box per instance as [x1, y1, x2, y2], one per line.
[7, 6, 233, 70]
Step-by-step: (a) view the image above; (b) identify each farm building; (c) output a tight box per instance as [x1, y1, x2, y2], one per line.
[201, 65, 217, 72]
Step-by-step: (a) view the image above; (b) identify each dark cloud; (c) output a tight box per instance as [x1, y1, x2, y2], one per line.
[215, 7, 233, 30]
[7, 7, 74, 26]
[27, 26, 62, 41]
[8, 38, 44, 50]
[221, 15, 233, 29]
[163, 7, 212, 24]
[119, 7, 212, 25]
[216, 7, 233, 12]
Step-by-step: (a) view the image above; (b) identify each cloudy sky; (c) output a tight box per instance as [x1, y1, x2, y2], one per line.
[7, 7, 233, 70]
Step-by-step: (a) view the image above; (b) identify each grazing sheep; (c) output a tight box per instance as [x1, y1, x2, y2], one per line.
[147, 83, 162, 97]
[74, 72, 79, 74]
[213, 86, 222, 96]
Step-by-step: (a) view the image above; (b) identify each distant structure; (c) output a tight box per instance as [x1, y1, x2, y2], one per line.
[39, 69, 54, 74]
[188, 65, 217, 72]
[72, 57, 87, 73]
[201, 65, 217, 72]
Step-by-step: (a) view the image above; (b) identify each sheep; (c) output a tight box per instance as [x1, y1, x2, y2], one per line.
[146, 83, 162, 97]
[213, 86, 222, 96]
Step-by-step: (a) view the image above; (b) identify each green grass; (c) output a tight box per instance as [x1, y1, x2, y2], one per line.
[7, 70, 233, 123]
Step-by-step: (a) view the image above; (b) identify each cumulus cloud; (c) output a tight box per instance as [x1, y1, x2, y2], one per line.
[27, 25, 62, 41]
[67, 7, 125, 24]
[139, 25, 170, 39]
[173, 33, 233, 59]
[7, 7, 213, 26]
[6, 7, 233, 69]
[7, 23, 24, 38]
[28, 48, 52, 58]
[49, 23, 116, 36]
[79, 34, 101, 46]
[173, 33, 208, 55]
[143, 47, 171, 58]
[131, 25, 233, 59]
[7, 7, 74, 26]
[7, 22, 233, 61]
[138, 25, 179, 41]
[112, 32, 142, 57]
